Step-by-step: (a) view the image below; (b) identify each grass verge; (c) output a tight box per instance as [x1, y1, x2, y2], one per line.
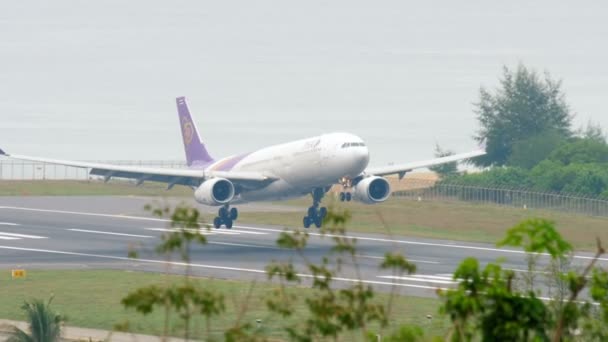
[0, 269, 444, 341]
[242, 197, 608, 251]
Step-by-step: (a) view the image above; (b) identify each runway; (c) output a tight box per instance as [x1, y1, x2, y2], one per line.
[0, 196, 605, 298]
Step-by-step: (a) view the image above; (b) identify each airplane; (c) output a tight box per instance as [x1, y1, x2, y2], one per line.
[0, 97, 485, 229]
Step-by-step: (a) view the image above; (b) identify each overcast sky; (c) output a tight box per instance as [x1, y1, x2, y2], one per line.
[1, 1, 607, 165]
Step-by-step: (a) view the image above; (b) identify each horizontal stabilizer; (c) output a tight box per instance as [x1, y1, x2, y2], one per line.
[0, 148, 6, 156]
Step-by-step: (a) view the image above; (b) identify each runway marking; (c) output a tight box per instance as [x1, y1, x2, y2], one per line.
[207, 241, 278, 249]
[226, 229, 268, 235]
[503, 268, 578, 276]
[3, 206, 604, 263]
[357, 254, 440, 264]
[378, 275, 457, 285]
[0, 232, 47, 239]
[0, 245, 447, 292]
[233, 225, 283, 233]
[412, 274, 454, 281]
[436, 273, 453, 277]
[145, 227, 267, 236]
[0, 206, 169, 222]
[145, 228, 241, 236]
[67, 229, 154, 238]
[0, 222, 20, 226]
[146, 228, 217, 235]
[234, 225, 608, 263]
[0, 236, 20, 240]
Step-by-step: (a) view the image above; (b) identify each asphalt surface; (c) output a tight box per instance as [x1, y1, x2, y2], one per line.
[0, 196, 606, 298]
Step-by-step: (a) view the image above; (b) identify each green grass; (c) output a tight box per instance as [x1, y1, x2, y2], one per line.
[241, 196, 608, 251]
[0, 270, 445, 340]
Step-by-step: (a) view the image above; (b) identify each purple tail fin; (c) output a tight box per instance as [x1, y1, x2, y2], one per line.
[176, 97, 214, 167]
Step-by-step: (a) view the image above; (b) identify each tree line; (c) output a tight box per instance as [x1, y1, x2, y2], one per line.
[434, 64, 608, 198]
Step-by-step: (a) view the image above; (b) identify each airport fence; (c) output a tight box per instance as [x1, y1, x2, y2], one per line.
[2, 157, 608, 218]
[393, 177, 608, 218]
[0, 158, 187, 181]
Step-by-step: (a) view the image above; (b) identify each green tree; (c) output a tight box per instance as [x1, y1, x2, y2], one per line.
[548, 138, 608, 165]
[507, 130, 566, 169]
[440, 166, 532, 189]
[529, 161, 608, 195]
[7, 297, 64, 342]
[441, 218, 608, 342]
[473, 64, 573, 167]
[121, 204, 225, 342]
[429, 144, 458, 177]
[578, 121, 606, 144]
[265, 207, 396, 341]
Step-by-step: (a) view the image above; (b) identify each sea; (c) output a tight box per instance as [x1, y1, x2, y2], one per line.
[1, 1, 607, 166]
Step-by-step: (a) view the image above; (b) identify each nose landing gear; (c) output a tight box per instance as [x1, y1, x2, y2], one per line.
[213, 204, 238, 229]
[303, 188, 327, 228]
[339, 192, 352, 202]
[338, 176, 353, 202]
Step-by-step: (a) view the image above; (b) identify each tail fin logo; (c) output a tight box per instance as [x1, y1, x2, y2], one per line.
[181, 117, 194, 146]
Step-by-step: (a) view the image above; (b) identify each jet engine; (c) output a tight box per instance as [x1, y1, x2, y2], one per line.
[194, 178, 235, 206]
[353, 176, 391, 204]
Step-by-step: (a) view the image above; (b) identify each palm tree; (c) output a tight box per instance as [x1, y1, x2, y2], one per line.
[7, 297, 63, 342]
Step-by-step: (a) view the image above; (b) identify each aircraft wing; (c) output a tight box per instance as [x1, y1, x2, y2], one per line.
[364, 148, 486, 178]
[0, 150, 277, 190]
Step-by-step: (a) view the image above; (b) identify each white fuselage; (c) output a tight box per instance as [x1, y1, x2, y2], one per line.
[203, 132, 370, 203]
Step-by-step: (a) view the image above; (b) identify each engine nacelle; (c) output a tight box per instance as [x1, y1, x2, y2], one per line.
[194, 178, 235, 206]
[353, 176, 391, 204]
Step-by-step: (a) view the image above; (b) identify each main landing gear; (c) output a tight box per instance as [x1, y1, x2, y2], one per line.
[303, 188, 327, 229]
[213, 204, 238, 229]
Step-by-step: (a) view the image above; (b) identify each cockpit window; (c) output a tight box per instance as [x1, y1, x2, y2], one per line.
[341, 142, 366, 148]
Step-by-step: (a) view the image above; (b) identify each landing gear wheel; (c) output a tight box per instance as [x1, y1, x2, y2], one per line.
[230, 208, 238, 220]
[302, 187, 327, 228]
[319, 207, 327, 219]
[216, 205, 238, 228]
[339, 192, 346, 202]
[346, 192, 352, 202]
[313, 216, 322, 228]
[219, 207, 228, 218]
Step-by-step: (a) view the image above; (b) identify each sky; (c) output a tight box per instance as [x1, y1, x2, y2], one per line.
[1, 1, 607, 166]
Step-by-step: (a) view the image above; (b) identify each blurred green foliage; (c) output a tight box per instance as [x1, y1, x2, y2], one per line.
[444, 135, 608, 198]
